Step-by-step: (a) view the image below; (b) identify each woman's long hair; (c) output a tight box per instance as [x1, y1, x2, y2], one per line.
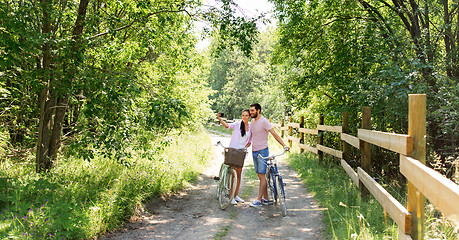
[240, 109, 250, 137]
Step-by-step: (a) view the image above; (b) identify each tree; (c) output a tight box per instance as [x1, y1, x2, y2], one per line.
[0, 0, 260, 172]
[206, 29, 287, 119]
[270, 0, 458, 167]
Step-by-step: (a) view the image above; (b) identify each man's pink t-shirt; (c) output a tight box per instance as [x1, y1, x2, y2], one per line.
[250, 116, 272, 151]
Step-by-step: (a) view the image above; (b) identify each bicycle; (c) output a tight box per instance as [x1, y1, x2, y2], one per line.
[214, 141, 245, 210]
[258, 148, 288, 216]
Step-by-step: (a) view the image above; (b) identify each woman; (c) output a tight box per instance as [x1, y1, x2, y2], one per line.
[217, 110, 252, 205]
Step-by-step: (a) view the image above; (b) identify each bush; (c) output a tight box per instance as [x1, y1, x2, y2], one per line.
[0, 129, 213, 239]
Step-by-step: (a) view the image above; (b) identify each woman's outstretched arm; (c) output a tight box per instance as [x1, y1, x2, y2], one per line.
[217, 112, 229, 128]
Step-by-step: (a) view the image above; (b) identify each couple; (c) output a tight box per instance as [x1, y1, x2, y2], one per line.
[217, 103, 289, 207]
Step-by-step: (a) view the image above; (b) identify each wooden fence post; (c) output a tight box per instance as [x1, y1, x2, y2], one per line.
[455, 160, 459, 184]
[288, 117, 293, 149]
[360, 107, 371, 199]
[407, 94, 426, 240]
[300, 116, 304, 153]
[342, 112, 350, 162]
[318, 114, 324, 163]
[281, 118, 285, 138]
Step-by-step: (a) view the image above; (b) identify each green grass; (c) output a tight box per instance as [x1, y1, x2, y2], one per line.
[214, 225, 231, 240]
[424, 205, 458, 239]
[244, 164, 258, 181]
[205, 123, 232, 135]
[286, 153, 398, 239]
[0, 129, 213, 239]
[239, 164, 257, 202]
[285, 151, 459, 239]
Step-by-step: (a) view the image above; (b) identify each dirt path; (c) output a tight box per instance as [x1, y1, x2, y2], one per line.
[100, 132, 325, 240]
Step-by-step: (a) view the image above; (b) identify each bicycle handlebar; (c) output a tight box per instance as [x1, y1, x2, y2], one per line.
[257, 148, 289, 160]
[215, 141, 248, 152]
[215, 141, 226, 149]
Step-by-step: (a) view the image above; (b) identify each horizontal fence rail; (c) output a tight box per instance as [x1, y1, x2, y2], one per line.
[316, 144, 343, 159]
[400, 155, 459, 226]
[299, 144, 318, 154]
[341, 133, 360, 149]
[358, 167, 411, 234]
[317, 125, 343, 133]
[269, 94, 458, 239]
[299, 128, 319, 135]
[358, 129, 413, 155]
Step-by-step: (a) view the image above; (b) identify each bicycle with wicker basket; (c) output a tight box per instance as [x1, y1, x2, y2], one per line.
[214, 141, 246, 209]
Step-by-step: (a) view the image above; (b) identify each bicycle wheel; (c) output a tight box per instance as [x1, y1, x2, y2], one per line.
[276, 175, 287, 216]
[218, 168, 237, 209]
[266, 166, 276, 204]
[216, 164, 226, 199]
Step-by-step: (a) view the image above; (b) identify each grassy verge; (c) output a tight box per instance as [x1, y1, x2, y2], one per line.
[287, 153, 398, 239]
[0, 129, 213, 239]
[286, 151, 458, 239]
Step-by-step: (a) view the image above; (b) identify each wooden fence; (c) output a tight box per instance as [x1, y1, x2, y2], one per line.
[270, 94, 459, 240]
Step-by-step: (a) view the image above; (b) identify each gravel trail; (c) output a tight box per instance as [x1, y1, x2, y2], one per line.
[100, 132, 325, 240]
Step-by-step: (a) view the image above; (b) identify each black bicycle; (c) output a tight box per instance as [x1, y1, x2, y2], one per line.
[258, 149, 288, 216]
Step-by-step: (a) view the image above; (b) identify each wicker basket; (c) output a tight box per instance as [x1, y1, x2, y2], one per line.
[224, 148, 246, 167]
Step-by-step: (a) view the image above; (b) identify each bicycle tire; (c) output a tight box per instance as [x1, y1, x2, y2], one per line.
[266, 166, 276, 204]
[218, 168, 237, 209]
[276, 175, 287, 216]
[216, 164, 226, 199]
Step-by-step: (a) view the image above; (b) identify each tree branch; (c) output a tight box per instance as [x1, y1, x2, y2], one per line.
[390, 0, 413, 34]
[88, 8, 192, 40]
[357, 0, 395, 36]
[323, 92, 334, 100]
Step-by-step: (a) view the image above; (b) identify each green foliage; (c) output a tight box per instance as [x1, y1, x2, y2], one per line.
[203, 0, 260, 57]
[206, 29, 288, 119]
[271, 0, 413, 125]
[147, 98, 190, 129]
[270, 0, 458, 179]
[0, 130, 213, 239]
[0, 0, 260, 171]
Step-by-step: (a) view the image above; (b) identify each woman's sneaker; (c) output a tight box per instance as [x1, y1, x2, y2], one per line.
[231, 198, 237, 205]
[249, 200, 262, 207]
[234, 196, 245, 203]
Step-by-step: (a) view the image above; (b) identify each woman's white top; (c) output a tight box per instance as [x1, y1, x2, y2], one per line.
[239, 133, 249, 149]
[226, 121, 252, 149]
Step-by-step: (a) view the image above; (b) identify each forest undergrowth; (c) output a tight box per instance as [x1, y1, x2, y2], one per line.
[0, 129, 213, 239]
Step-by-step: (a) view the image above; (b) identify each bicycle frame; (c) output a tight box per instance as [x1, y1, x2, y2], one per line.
[264, 157, 281, 201]
[257, 149, 288, 216]
[215, 141, 240, 210]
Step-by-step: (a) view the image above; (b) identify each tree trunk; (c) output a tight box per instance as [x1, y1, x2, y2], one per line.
[36, 0, 53, 172]
[48, 96, 69, 163]
[443, 0, 453, 77]
[454, 8, 459, 79]
[36, 0, 90, 172]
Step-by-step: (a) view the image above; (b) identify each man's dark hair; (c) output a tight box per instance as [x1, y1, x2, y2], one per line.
[250, 103, 261, 112]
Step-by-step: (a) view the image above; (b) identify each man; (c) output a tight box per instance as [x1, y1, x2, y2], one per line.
[248, 103, 289, 207]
